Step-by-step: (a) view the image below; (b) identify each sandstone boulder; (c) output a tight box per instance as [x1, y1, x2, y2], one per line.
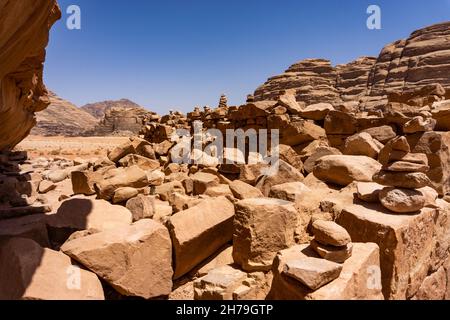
[313, 155, 382, 186]
[0, 238, 104, 300]
[167, 197, 235, 279]
[373, 171, 432, 189]
[191, 172, 220, 195]
[94, 165, 148, 200]
[269, 182, 311, 202]
[229, 180, 263, 199]
[46, 198, 132, 246]
[356, 182, 384, 203]
[283, 257, 343, 291]
[311, 220, 351, 247]
[303, 146, 342, 174]
[379, 188, 426, 214]
[310, 240, 353, 264]
[343, 133, 383, 159]
[62, 219, 173, 299]
[269, 243, 383, 300]
[193, 265, 248, 300]
[233, 198, 297, 272]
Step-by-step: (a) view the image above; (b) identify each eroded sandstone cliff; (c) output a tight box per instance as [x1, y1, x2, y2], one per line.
[0, 0, 61, 151]
[254, 21, 450, 109]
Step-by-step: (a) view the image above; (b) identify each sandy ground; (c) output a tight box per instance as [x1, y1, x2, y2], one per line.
[15, 135, 130, 159]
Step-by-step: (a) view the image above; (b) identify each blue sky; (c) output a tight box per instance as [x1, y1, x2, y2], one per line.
[45, 0, 450, 113]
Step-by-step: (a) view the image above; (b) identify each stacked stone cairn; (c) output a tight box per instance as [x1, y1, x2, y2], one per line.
[370, 136, 434, 213]
[281, 220, 352, 291]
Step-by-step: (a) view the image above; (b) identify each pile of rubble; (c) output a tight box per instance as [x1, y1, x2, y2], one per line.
[2, 86, 450, 299]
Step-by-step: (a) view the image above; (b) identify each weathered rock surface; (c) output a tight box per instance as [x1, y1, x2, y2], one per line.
[337, 203, 437, 299]
[32, 92, 99, 136]
[62, 219, 173, 299]
[253, 22, 450, 109]
[0, 0, 61, 151]
[167, 197, 235, 279]
[269, 243, 383, 300]
[313, 155, 382, 186]
[379, 187, 426, 213]
[233, 198, 298, 272]
[0, 237, 104, 300]
[283, 257, 343, 290]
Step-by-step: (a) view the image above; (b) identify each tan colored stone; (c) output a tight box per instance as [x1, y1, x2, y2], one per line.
[155, 181, 185, 201]
[256, 160, 304, 196]
[233, 198, 297, 272]
[126, 195, 156, 221]
[205, 184, 233, 197]
[383, 161, 429, 173]
[62, 219, 173, 299]
[191, 172, 220, 195]
[310, 240, 353, 263]
[314, 155, 382, 186]
[0, 238, 104, 300]
[337, 203, 437, 299]
[283, 257, 343, 290]
[38, 180, 56, 194]
[46, 197, 132, 246]
[311, 220, 351, 246]
[167, 197, 235, 279]
[379, 188, 426, 214]
[344, 132, 382, 159]
[304, 146, 342, 173]
[194, 265, 248, 300]
[373, 171, 432, 189]
[229, 180, 263, 199]
[356, 182, 384, 203]
[112, 187, 139, 204]
[118, 154, 160, 171]
[94, 165, 148, 200]
[269, 243, 383, 300]
[412, 267, 446, 300]
[269, 182, 311, 202]
[362, 126, 397, 144]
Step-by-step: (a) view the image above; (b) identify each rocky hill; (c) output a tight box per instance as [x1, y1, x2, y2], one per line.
[31, 92, 99, 136]
[81, 99, 143, 119]
[254, 21, 450, 110]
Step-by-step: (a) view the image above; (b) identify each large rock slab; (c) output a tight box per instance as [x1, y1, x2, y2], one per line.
[193, 265, 248, 300]
[0, 214, 50, 247]
[337, 203, 437, 299]
[0, 238, 104, 300]
[167, 197, 235, 279]
[61, 219, 173, 299]
[313, 155, 382, 186]
[268, 243, 383, 300]
[233, 198, 298, 272]
[46, 197, 132, 246]
[283, 257, 342, 290]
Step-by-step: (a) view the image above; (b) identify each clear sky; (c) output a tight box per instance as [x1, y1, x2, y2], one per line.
[45, 0, 450, 113]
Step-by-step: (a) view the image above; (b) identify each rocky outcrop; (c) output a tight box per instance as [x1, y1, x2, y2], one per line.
[32, 92, 99, 136]
[81, 99, 143, 119]
[87, 106, 154, 136]
[254, 22, 450, 109]
[0, 0, 61, 151]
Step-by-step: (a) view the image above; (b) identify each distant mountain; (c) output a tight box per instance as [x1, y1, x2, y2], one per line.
[81, 99, 143, 119]
[32, 92, 99, 136]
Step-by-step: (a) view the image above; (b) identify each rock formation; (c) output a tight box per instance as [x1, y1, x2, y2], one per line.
[32, 92, 99, 136]
[81, 99, 143, 119]
[0, 0, 61, 151]
[2, 21, 450, 301]
[87, 106, 156, 136]
[254, 22, 450, 110]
